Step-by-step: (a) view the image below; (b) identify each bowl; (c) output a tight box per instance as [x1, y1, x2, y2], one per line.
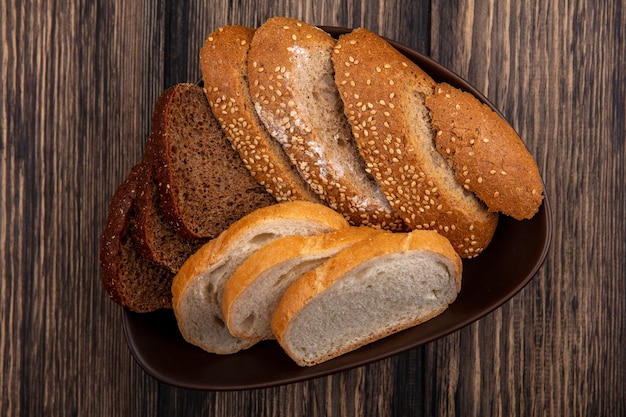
[122, 26, 552, 391]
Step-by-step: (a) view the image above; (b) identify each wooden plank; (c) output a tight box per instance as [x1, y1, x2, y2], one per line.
[1, 0, 166, 415]
[160, 0, 430, 85]
[3, 0, 625, 415]
[430, 0, 626, 415]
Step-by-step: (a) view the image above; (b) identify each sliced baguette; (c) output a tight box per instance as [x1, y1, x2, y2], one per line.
[171, 201, 349, 354]
[332, 28, 498, 258]
[271, 229, 462, 366]
[100, 164, 174, 312]
[200, 25, 322, 204]
[247, 17, 406, 231]
[425, 82, 544, 219]
[222, 226, 385, 342]
[149, 83, 276, 239]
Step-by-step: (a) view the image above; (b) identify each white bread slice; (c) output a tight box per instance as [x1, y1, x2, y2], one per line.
[332, 28, 498, 258]
[247, 17, 406, 231]
[271, 229, 462, 366]
[171, 201, 349, 354]
[222, 226, 386, 342]
[200, 25, 322, 203]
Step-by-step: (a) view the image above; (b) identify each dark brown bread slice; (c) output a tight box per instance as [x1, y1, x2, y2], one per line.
[100, 164, 174, 312]
[149, 83, 276, 239]
[200, 25, 322, 204]
[332, 28, 498, 258]
[133, 149, 207, 273]
[425, 83, 544, 219]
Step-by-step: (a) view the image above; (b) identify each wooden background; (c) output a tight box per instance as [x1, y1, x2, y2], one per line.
[1, 0, 624, 415]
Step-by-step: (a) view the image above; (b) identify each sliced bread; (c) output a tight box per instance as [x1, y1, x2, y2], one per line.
[222, 226, 385, 343]
[100, 164, 175, 312]
[171, 201, 349, 354]
[133, 150, 207, 273]
[425, 82, 544, 219]
[332, 28, 498, 258]
[271, 229, 462, 366]
[247, 17, 406, 231]
[200, 25, 322, 204]
[148, 83, 276, 239]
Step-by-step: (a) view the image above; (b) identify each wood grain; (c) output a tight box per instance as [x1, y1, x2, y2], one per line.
[1, 0, 624, 415]
[429, 1, 626, 415]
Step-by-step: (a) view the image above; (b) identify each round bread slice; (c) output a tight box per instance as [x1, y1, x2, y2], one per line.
[200, 25, 322, 204]
[149, 83, 276, 239]
[332, 28, 498, 258]
[271, 229, 462, 367]
[171, 201, 349, 354]
[100, 164, 174, 312]
[247, 17, 406, 231]
[425, 82, 544, 219]
[222, 226, 385, 343]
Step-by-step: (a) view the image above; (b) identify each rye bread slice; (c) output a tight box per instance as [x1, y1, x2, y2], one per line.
[149, 83, 276, 239]
[133, 147, 207, 273]
[100, 164, 174, 312]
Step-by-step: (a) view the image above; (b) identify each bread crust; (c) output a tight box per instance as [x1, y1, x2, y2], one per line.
[247, 17, 406, 231]
[425, 83, 544, 219]
[332, 28, 498, 257]
[100, 165, 141, 305]
[271, 229, 462, 366]
[148, 83, 275, 239]
[200, 26, 322, 203]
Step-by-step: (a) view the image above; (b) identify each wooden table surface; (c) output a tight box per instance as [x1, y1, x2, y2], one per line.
[2, 0, 624, 415]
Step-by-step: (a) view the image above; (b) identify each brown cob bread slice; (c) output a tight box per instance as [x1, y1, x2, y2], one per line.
[425, 82, 544, 220]
[200, 25, 322, 204]
[332, 28, 498, 258]
[247, 17, 407, 231]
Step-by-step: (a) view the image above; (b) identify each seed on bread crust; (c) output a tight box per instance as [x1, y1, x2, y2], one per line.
[247, 17, 407, 231]
[200, 25, 322, 204]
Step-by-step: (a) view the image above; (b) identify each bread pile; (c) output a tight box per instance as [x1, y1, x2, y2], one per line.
[100, 16, 543, 365]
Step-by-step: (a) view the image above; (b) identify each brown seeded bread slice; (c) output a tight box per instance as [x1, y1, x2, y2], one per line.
[425, 83, 544, 219]
[171, 201, 350, 355]
[133, 146, 207, 273]
[149, 83, 276, 239]
[200, 25, 322, 204]
[247, 17, 406, 231]
[100, 164, 174, 312]
[332, 28, 498, 258]
[271, 229, 462, 367]
[222, 226, 386, 343]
